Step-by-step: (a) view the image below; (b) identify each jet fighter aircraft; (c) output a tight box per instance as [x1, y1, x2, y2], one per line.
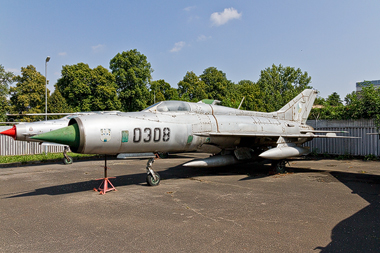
[30, 89, 353, 186]
[0, 111, 120, 164]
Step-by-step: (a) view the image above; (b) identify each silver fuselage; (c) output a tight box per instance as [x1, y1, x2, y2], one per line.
[69, 101, 313, 155]
[14, 111, 120, 142]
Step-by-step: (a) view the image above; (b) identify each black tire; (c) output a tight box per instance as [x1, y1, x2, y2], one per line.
[272, 160, 286, 174]
[158, 152, 169, 159]
[63, 156, 73, 165]
[146, 173, 160, 186]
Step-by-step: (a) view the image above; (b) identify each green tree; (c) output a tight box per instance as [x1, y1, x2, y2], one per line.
[47, 84, 72, 119]
[236, 80, 264, 111]
[310, 105, 346, 120]
[10, 65, 48, 121]
[200, 67, 238, 106]
[177, 71, 207, 102]
[314, 96, 326, 105]
[91, 66, 122, 111]
[56, 63, 121, 112]
[326, 92, 342, 106]
[110, 49, 152, 111]
[149, 79, 179, 104]
[0, 65, 14, 121]
[344, 83, 380, 120]
[256, 64, 312, 112]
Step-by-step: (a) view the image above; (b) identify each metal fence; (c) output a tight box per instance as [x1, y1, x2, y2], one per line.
[0, 126, 65, 156]
[306, 119, 379, 156]
[1, 119, 379, 156]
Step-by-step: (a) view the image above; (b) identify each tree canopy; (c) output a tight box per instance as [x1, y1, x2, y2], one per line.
[256, 64, 312, 112]
[3, 49, 380, 126]
[149, 79, 179, 104]
[9, 65, 48, 121]
[110, 49, 152, 112]
[177, 71, 207, 102]
[56, 63, 121, 112]
[0, 65, 14, 121]
[200, 67, 237, 104]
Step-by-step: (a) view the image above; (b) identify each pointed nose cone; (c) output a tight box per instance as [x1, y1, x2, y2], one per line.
[30, 124, 80, 150]
[0, 125, 16, 139]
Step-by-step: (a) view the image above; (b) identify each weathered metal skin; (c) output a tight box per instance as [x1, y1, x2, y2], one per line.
[32, 89, 336, 163]
[69, 112, 211, 154]
[0, 111, 120, 142]
[15, 120, 69, 141]
[63, 90, 318, 156]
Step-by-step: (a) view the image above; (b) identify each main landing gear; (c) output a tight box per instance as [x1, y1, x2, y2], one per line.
[272, 160, 288, 174]
[146, 157, 161, 186]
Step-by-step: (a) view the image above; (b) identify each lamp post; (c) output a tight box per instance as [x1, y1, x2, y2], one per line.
[45, 56, 50, 121]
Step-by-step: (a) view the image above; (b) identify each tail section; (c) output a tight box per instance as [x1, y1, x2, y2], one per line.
[276, 89, 318, 124]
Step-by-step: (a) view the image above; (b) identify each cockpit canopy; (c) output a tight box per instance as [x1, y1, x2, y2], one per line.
[143, 101, 191, 112]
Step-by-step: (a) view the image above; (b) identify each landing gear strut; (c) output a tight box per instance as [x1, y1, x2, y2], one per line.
[146, 157, 161, 186]
[272, 160, 287, 174]
[63, 146, 73, 165]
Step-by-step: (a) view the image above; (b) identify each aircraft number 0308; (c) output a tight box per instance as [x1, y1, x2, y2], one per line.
[133, 127, 170, 143]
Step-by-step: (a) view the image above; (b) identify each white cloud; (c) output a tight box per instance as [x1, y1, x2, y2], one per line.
[170, 41, 186, 53]
[210, 7, 242, 26]
[184, 6, 196, 11]
[91, 44, 105, 53]
[58, 52, 67, 56]
[197, 34, 211, 42]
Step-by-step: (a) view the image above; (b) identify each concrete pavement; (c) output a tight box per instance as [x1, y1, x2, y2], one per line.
[0, 154, 379, 252]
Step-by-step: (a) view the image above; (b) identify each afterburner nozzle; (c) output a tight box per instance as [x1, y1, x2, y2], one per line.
[0, 125, 16, 139]
[30, 124, 80, 149]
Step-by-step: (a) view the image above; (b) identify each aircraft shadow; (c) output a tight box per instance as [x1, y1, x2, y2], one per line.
[4, 160, 320, 199]
[314, 172, 380, 252]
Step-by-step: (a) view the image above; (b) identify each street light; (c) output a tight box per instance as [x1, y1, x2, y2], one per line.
[45, 56, 50, 121]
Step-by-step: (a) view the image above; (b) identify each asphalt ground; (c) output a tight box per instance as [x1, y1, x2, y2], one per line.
[0, 153, 379, 252]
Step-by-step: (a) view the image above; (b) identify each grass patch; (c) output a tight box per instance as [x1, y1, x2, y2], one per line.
[0, 152, 96, 164]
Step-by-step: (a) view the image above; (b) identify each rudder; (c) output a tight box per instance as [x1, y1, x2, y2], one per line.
[276, 89, 318, 124]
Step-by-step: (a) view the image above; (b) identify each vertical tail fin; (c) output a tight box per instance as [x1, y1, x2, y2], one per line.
[276, 89, 318, 124]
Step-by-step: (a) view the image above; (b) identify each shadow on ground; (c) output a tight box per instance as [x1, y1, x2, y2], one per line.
[314, 172, 380, 252]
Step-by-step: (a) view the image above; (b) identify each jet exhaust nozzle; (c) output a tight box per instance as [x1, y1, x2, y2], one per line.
[183, 155, 238, 167]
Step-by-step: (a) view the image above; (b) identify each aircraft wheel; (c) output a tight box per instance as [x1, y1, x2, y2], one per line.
[157, 152, 169, 159]
[272, 160, 286, 174]
[63, 156, 73, 165]
[146, 173, 160, 186]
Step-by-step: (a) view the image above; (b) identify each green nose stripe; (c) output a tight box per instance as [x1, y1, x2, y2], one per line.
[30, 123, 80, 149]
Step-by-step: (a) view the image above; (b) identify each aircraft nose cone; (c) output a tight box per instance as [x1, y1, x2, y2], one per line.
[0, 125, 16, 139]
[30, 124, 80, 150]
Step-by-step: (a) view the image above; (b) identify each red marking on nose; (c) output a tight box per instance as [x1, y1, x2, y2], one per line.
[0, 125, 16, 139]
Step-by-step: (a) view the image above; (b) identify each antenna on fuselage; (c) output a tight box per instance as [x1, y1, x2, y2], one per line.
[237, 97, 245, 110]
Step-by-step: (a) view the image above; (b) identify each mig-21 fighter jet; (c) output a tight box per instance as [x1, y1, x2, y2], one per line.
[30, 89, 353, 187]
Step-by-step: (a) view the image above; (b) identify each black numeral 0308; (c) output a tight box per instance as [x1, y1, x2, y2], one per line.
[133, 127, 170, 143]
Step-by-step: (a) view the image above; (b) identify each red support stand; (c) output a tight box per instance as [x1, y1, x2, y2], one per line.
[94, 155, 117, 195]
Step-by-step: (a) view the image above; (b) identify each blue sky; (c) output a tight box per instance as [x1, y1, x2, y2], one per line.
[1, 0, 380, 100]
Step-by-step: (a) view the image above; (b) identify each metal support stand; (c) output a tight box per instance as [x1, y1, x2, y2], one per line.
[94, 155, 116, 195]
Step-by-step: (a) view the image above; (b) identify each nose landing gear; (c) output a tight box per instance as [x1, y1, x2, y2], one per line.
[146, 157, 161, 186]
